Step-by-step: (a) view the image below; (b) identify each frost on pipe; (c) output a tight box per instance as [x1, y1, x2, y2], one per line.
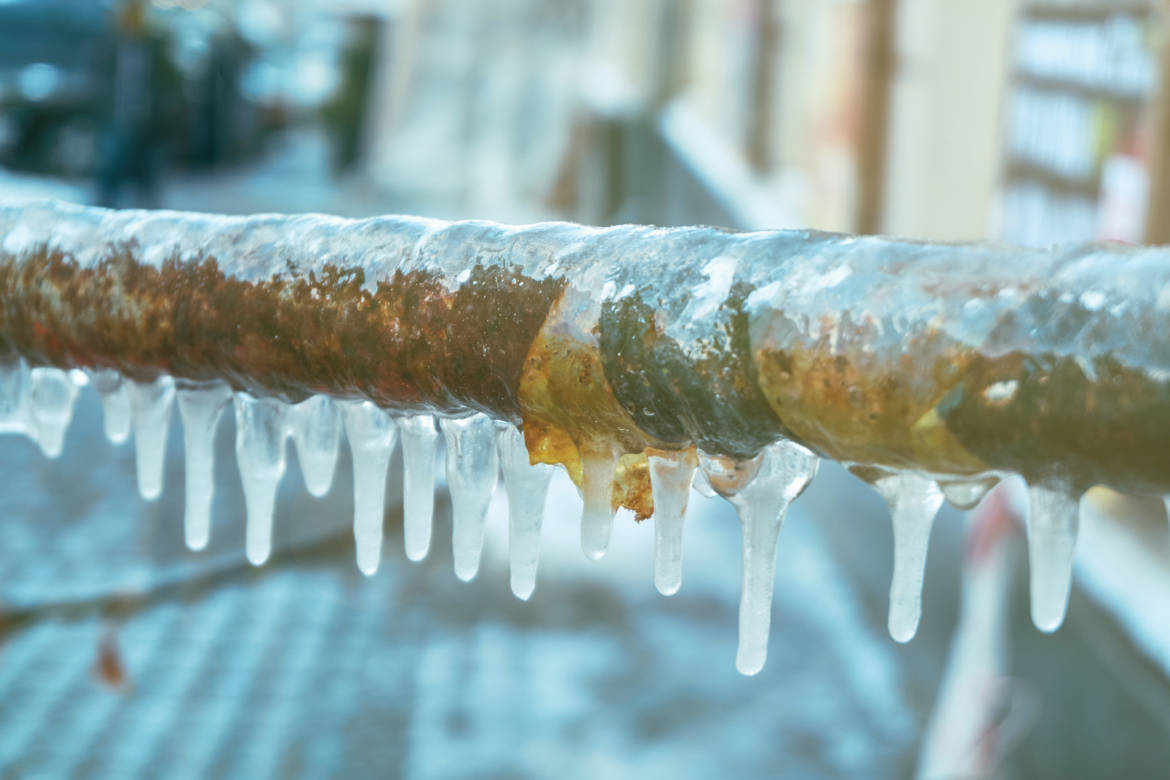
[3, 200, 1170, 673]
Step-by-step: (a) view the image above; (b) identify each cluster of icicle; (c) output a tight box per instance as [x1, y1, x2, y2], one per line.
[0, 356, 1084, 676]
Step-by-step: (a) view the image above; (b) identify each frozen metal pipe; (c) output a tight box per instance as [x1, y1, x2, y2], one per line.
[2, 199, 1169, 505]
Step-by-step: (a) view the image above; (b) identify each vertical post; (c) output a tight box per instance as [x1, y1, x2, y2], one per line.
[855, 0, 898, 235]
[746, 0, 780, 172]
[1145, 0, 1170, 244]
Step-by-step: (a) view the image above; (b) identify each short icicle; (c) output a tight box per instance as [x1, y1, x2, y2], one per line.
[28, 367, 80, 458]
[234, 393, 288, 566]
[497, 423, 553, 600]
[441, 415, 500, 582]
[289, 395, 341, 498]
[176, 381, 232, 551]
[648, 452, 696, 596]
[579, 445, 620, 561]
[1163, 496, 1170, 537]
[701, 440, 819, 676]
[1025, 482, 1080, 632]
[399, 415, 439, 562]
[126, 375, 176, 500]
[872, 473, 945, 643]
[89, 369, 131, 444]
[937, 476, 998, 511]
[340, 400, 398, 576]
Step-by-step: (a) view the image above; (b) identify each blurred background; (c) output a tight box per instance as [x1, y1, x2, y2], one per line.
[2, 0, 1170, 777]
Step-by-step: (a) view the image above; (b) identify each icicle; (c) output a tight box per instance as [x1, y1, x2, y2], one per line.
[579, 446, 619, 560]
[648, 452, 696, 596]
[701, 441, 819, 676]
[28, 367, 80, 458]
[126, 375, 176, 500]
[176, 382, 232, 551]
[89, 369, 131, 444]
[937, 475, 998, 511]
[497, 423, 553, 600]
[399, 414, 439, 562]
[340, 400, 398, 576]
[441, 415, 500, 582]
[234, 393, 287, 566]
[288, 395, 341, 498]
[1025, 483, 1080, 632]
[872, 473, 945, 643]
[1164, 496, 1170, 537]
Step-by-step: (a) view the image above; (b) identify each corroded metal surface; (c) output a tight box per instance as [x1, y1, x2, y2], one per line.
[2, 200, 1169, 504]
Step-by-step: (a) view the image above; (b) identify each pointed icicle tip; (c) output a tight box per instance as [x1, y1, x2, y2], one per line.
[648, 452, 696, 597]
[717, 440, 818, 676]
[498, 423, 553, 600]
[234, 393, 288, 567]
[1025, 482, 1080, 633]
[872, 472, 944, 643]
[341, 400, 398, 577]
[176, 381, 232, 552]
[442, 415, 500, 582]
[399, 414, 439, 563]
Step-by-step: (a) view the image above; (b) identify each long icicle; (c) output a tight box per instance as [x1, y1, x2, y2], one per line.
[701, 440, 819, 675]
[176, 381, 232, 551]
[441, 415, 500, 582]
[1025, 483, 1081, 632]
[341, 400, 398, 576]
[399, 415, 439, 562]
[872, 473, 945, 643]
[497, 423, 553, 600]
[233, 392, 288, 566]
[648, 452, 696, 596]
[126, 375, 175, 500]
[579, 445, 620, 561]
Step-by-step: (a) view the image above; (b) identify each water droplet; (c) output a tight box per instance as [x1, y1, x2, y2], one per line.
[648, 452, 695, 596]
[234, 393, 287, 566]
[399, 414, 439, 562]
[937, 475, 999, 511]
[341, 400, 398, 576]
[1025, 483, 1080, 632]
[498, 423, 552, 600]
[176, 381, 232, 551]
[441, 415, 500, 582]
[126, 375, 176, 500]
